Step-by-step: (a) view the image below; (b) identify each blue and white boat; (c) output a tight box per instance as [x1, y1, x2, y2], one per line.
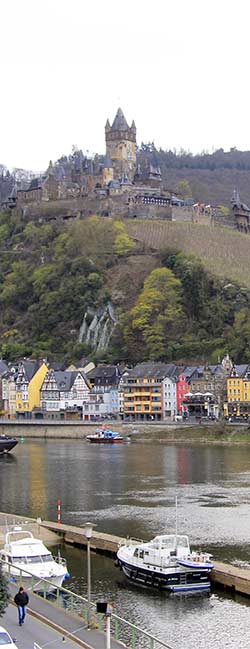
[116, 534, 213, 592]
[86, 427, 124, 444]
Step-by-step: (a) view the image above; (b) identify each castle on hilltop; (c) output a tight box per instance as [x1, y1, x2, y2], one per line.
[3, 108, 172, 221]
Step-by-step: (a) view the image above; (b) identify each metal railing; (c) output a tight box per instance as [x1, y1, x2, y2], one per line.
[0, 557, 172, 649]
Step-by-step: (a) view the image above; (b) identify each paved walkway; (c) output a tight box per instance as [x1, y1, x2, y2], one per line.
[8, 583, 126, 649]
[2, 603, 81, 648]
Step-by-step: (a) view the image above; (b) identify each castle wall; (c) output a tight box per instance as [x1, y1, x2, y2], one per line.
[128, 203, 172, 220]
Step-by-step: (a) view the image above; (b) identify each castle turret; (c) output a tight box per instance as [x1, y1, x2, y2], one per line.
[102, 152, 114, 186]
[105, 108, 137, 182]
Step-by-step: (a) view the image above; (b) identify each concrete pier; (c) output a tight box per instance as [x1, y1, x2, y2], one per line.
[2, 511, 250, 599]
[40, 520, 250, 598]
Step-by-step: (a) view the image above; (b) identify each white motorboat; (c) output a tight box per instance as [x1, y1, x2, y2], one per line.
[116, 534, 213, 593]
[86, 428, 124, 443]
[0, 528, 69, 592]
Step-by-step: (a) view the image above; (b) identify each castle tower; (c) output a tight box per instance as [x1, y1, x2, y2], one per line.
[105, 108, 137, 182]
[102, 152, 114, 186]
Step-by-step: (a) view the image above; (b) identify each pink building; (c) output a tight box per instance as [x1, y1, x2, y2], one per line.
[176, 372, 189, 414]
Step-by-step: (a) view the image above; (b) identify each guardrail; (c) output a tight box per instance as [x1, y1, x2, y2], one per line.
[0, 557, 172, 649]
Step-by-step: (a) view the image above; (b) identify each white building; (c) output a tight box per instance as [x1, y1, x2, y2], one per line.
[40, 369, 90, 411]
[162, 376, 177, 420]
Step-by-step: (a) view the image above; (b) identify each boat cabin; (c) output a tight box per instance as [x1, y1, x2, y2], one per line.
[1, 530, 53, 566]
[133, 535, 190, 568]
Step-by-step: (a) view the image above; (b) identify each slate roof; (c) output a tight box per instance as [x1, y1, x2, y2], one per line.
[87, 364, 121, 386]
[29, 178, 41, 190]
[231, 364, 249, 377]
[103, 153, 113, 169]
[53, 370, 89, 391]
[54, 371, 77, 392]
[18, 360, 40, 382]
[126, 362, 178, 380]
[111, 108, 129, 131]
[182, 366, 199, 380]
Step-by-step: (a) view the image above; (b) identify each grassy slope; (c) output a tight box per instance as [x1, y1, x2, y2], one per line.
[128, 424, 250, 444]
[127, 220, 250, 288]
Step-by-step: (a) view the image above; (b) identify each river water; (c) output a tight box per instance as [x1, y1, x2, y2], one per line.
[1, 437, 250, 647]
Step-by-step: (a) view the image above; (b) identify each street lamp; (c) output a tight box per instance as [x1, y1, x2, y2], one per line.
[84, 522, 95, 629]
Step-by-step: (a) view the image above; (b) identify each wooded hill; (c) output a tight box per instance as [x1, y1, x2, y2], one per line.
[1, 211, 250, 366]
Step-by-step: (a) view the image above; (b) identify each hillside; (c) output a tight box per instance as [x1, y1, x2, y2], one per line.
[127, 220, 250, 288]
[0, 212, 250, 365]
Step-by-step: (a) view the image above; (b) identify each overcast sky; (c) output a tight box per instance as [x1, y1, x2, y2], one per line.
[1, 0, 250, 171]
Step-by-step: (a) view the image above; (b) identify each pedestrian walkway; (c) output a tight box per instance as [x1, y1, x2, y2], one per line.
[8, 583, 126, 648]
[2, 603, 81, 649]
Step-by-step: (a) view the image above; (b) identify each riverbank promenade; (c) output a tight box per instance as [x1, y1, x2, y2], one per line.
[6, 582, 126, 648]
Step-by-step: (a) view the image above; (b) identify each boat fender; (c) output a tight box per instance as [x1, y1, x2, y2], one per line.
[64, 572, 70, 579]
[114, 559, 119, 568]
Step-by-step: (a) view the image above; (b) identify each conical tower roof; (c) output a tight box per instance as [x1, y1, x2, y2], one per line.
[103, 152, 113, 168]
[111, 108, 129, 131]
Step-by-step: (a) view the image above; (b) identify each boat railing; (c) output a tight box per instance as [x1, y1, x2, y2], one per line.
[0, 556, 172, 649]
[122, 536, 145, 546]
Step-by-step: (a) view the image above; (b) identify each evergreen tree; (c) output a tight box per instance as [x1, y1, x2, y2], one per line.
[0, 567, 9, 617]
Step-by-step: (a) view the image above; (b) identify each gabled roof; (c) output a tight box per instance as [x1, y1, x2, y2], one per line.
[54, 371, 77, 392]
[53, 370, 89, 392]
[182, 366, 198, 380]
[111, 108, 129, 131]
[88, 365, 121, 379]
[231, 364, 249, 378]
[17, 360, 40, 382]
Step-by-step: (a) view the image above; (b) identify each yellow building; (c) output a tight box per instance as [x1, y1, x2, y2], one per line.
[224, 365, 250, 417]
[15, 360, 49, 416]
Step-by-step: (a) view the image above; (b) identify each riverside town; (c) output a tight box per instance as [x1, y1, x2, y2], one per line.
[3, 5, 250, 645]
[0, 354, 249, 422]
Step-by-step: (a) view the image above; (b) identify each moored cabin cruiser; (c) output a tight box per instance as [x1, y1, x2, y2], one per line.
[0, 528, 69, 591]
[116, 534, 213, 592]
[86, 428, 124, 443]
[0, 435, 18, 454]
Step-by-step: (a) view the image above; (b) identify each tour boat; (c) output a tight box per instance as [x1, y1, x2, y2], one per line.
[116, 534, 213, 592]
[86, 428, 124, 443]
[0, 435, 18, 454]
[0, 528, 69, 591]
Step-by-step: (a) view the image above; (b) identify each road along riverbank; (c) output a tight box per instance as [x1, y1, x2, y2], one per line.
[1, 419, 250, 443]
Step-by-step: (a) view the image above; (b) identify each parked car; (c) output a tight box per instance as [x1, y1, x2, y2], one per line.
[0, 626, 18, 648]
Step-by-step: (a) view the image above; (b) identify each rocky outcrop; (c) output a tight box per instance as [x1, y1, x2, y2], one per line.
[78, 303, 117, 352]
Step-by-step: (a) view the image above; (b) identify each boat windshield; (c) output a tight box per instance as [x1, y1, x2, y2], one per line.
[151, 535, 189, 549]
[0, 631, 12, 645]
[12, 553, 53, 564]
